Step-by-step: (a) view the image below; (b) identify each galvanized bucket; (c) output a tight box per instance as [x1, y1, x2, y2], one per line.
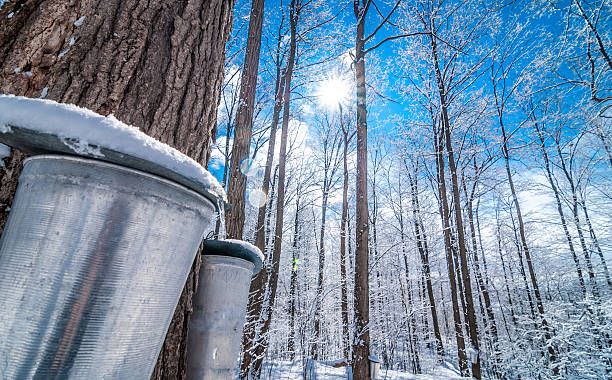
[186, 239, 263, 380]
[0, 155, 216, 379]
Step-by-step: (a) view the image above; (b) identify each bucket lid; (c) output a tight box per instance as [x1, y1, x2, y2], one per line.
[202, 239, 264, 275]
[0, 95, 226, 207]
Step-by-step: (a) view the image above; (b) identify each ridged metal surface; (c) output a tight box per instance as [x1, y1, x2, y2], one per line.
[186, 255, 254, 380]
[0, 155, 215, 379]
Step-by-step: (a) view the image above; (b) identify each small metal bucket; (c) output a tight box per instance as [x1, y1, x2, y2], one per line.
[0, 155, 216, 379]
[186, 240, 263, 380]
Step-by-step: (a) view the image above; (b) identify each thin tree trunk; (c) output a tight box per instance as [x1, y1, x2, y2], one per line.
[225, 0, 266, 240]
[496, 211, 518, 330]
[339, 103, 351, 363]
[239, 68, 286, 374]
[433, 121, 469, 375]
[464, 178, 501, 376]
[534, 123, 586, 295]
[554, 137, 600, 298]
[579, 199, 612, 288]
[430, 31, 481, 377]
[409, 172, 444, 360]
[509, 206, 538, 322]
[288, 195, 301, 360]
[499, 116, 558, 374]
[312, 184, 329, 359]
[244, 1, 298, 376]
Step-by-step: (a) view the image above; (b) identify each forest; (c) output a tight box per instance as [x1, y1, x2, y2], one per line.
[0, 0, 609, 379]
[214, 0, 611, 379]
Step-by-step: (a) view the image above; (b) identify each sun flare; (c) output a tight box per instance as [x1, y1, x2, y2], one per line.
[317, 74, 351, 110]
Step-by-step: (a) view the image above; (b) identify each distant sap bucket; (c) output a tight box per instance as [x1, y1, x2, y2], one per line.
[186, 240, 264, 380]
[0, 155, 216, 379]
[369, 356, 382, 379]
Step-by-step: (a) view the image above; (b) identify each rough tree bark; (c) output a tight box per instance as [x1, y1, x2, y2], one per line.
[0, 1, 233, 379]
[225, 0, 265, 240]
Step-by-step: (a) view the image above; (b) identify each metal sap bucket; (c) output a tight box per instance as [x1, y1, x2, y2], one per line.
[0, 155, 216, 379]
[186, 239, 263, 380]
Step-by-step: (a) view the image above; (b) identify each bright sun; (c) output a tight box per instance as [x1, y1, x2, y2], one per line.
[317, 74, 351, 111]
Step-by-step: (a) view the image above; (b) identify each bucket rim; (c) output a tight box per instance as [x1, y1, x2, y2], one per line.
[0, 95, 225, 209]
[2, 125, 225, 210]
[202, 239, 264, 275]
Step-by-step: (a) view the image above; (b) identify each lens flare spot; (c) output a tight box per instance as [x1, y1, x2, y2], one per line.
[240, 158, 258, 177]
[248, 189, 267, 208]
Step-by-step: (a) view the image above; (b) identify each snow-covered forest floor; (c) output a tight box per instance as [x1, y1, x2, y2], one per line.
[256, 360, 467, 380]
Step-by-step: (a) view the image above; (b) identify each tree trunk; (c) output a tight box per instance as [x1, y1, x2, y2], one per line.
[241, 1, 298, 376]
[0, 2, 233, 379]
[553, 136, 600, 298]
[239, 66, 286, 373]
[352, 1, 371, 378]
[534, 123, 586, 296]
[496, 210, 518, 330]
[579, 198, 612, 288]
[339, 104, 351, 363]
[429, 32, 481, 378]
[464, 179, 501, 375]
[288, 195, 301, 360]
[312, 184, 329, 359]
[408, 171, 444, 360]
[225, 0, 265, 240]
[500, 118, 558, 374]
[433, 121, 468, 375]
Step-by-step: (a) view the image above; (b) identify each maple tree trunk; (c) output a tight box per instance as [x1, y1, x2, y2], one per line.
[312, 187, 329, 359]
[339, 104, 351, 363]
[352, 1, 371, 378]
[500, 120, 558, 375]
[0, 1, 233, 379]
[409, 173, 444, 360]
[433, 121, 469, 376]
[225, 0, 265, 240]
[288, 195, 301, 359]
[239, 66, 286, 374]
[429, 33, 481, 378]
[241, 1, 297, 377]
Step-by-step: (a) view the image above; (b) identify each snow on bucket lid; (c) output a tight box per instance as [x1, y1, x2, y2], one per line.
[0, 94, 226, 205]
[202, 239, 264, 275]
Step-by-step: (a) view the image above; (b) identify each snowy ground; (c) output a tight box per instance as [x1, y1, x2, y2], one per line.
[255, 360, 468, 380]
